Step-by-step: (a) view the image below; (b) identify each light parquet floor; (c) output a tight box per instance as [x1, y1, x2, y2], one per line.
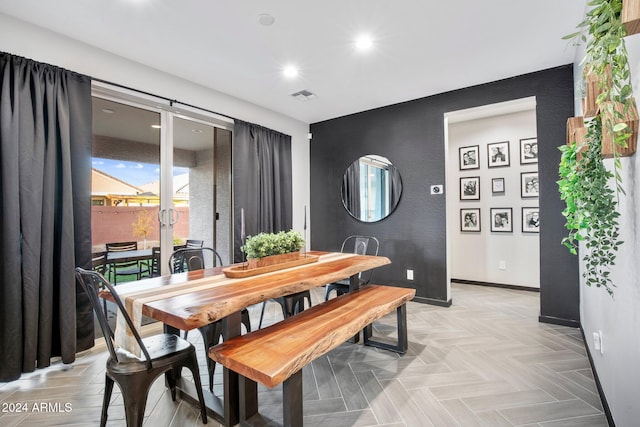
[0, 283, 608, 426]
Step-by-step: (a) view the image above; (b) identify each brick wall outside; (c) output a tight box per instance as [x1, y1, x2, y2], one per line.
[92, 206, 189, 252]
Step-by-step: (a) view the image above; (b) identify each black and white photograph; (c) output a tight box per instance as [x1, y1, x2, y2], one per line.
[520, 137, 538, 164]
[487, 141, 510, 168]
[490, 208, 513, 232]
[492, 177, 505, 194]
[459, 145, 480, 170]
[522, 207, 540, 233]
[460, 208, 481, 232]
[460, 176, 480, 200]
[521, 172, 539, 198]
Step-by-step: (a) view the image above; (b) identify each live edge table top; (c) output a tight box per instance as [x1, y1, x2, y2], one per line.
[103, 251, 391, 332]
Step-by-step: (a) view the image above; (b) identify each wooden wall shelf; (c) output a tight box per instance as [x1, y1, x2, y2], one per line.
[623, 0, 640, 36]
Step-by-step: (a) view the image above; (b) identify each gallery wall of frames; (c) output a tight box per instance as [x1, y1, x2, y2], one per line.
[449, 109, 540, 288]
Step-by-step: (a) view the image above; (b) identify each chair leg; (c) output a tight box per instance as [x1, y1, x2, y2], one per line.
[241, 308, 251, 333]
[258, 298, 289, 329]
[116, 374, 155, 427]
[101, 375, 115, 427]
[198, 322, 223, 392]
[258, 301, 268, 329]
[184, 352, 208, 424]
[324, 285, 333, 301]
[202, 311, 251, 391]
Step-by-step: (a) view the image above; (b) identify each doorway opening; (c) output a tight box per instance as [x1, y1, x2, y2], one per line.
[444, 97, 540, 302]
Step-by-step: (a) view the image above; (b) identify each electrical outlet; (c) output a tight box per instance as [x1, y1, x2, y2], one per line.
[499, 260, 506, 270]
[407, 269, 414, 280]
[593, 331, 601, 352]
[594, 330, 604, 354]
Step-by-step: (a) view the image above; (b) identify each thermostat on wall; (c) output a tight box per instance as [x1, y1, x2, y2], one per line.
[430, 185, 444, 195]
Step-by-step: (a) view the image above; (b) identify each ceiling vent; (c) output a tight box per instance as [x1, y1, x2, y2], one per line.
[290, 90, 317, 101]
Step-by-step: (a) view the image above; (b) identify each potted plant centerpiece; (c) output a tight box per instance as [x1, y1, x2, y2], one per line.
[242, 230, 305, 269]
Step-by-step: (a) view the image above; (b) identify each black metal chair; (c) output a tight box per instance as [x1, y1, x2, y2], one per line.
[105, 241, 150, 285]
[168, 247, 252, 391]
[149, 246, 161, 277]
[75, 268, 208, 427]
[257, 290, 312, 329]
[324, 235, 380, 300]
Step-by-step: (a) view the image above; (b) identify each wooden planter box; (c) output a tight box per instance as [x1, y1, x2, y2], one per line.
[223, 252, 318, 278]
[623, 0, 640, 36]
[599, 98, 638, 158]
[247, 251, 302, 269]
[566, 116, 588, 160]
[582, 66, 611, 118]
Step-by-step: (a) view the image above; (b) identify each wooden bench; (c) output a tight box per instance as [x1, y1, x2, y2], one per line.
[208, 284, 416, 426]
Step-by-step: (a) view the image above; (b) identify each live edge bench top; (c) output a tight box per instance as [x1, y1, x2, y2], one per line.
[208, 285, 416, 388]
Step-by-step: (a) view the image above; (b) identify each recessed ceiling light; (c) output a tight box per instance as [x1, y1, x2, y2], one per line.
[283, 65, 299, 79]
[355, 35, 373, 51]
[102, 108, 115, 114]
[258, 13, 275, 26]
[151, 125, 161, 129]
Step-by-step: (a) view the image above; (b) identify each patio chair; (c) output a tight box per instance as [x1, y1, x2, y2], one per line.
[75, 268, 208, 427]
[150, 246, 161, 277]
[105, 241, 150, 285]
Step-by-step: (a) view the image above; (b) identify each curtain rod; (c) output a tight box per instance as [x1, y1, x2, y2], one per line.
[91, 77, 237, 122]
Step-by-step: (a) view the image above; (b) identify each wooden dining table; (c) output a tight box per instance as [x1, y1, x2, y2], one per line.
[103, 250, 391, 426]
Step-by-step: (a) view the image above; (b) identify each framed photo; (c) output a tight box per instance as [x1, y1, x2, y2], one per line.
[520, 137, 538, 164]
[522, 207, 540, 233]
[521, 172, 539, 198]
[490, 208, 513, 232]
[459, 145, 480, 170]
[487, 141, 510, 168]
[492, 177, 505, 194]
[460, 208, 481, 232]
[460, 176, 480, 200]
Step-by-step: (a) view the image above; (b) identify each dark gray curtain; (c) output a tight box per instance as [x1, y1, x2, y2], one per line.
[233, 120, 292, 261]
[0, 53, 93, 382]
[341, 160, 360, 218]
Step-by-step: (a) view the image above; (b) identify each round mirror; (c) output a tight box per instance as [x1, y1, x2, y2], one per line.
[341, 155, 402, 222]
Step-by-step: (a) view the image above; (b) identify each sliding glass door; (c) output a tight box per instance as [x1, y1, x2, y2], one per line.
[91, 86, 232, 278]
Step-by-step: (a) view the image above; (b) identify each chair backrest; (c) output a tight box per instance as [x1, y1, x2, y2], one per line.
[92, 252, 107, 274]
[186, 239, 204, 248]
[75, 267, 152, 369]
[150, 247, 161, 276]
[340, 235, 379, 256]
[105, 241, 138, 252]
[340, 235, 380, 285]
[168, 247, 223, 273]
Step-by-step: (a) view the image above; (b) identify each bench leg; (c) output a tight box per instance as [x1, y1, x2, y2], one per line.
[238, 375, 258, 422]
[364, 303, 408, 353]
[283, 370, 303, 427]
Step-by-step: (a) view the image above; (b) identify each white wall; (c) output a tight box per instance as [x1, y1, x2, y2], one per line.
[579, 33, 640, 426]
[448, 110, 539, 288]
[0, 13, 311, 244]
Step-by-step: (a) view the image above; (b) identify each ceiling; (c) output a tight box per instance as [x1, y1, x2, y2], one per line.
[0, 0, 586, 124]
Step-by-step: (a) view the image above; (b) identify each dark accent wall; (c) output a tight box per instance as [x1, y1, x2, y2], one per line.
[310, 65, 580, 325]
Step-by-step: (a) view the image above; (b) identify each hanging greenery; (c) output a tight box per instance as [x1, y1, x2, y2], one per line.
[558, 0, 636, 296]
